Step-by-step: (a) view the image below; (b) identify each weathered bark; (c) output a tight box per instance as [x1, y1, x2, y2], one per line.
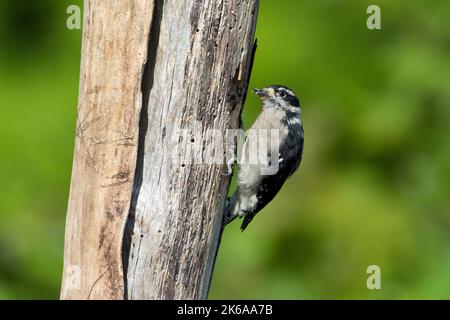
[125, 0, 258, 300]
[60, 1, 155, 300]
[61, 0, 258, 300]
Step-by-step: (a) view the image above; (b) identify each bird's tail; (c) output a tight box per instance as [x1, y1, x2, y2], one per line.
[223, 191, 255, 231]
[240, 212, 256, 231]
[223, 192, 239, 226]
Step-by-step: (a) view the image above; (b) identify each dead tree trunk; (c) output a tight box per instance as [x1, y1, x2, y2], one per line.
[61, 0, 258, 300]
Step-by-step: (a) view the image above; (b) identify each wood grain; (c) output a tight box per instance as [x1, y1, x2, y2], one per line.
[125, 0, 258, 299]
[61, 0, 258, 300]
[60, 0, 155, 299]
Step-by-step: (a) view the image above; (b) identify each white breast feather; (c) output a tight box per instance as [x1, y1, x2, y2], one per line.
[236, 108, 292, 213]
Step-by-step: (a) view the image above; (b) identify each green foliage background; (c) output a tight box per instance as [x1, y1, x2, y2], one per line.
[0, 0, 449, 299]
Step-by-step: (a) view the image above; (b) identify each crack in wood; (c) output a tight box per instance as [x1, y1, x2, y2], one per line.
[87, 270, 108, 299]
[122, 0, 164, 300]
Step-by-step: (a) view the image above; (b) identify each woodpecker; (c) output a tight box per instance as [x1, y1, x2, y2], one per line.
[224, 85, 304, 231]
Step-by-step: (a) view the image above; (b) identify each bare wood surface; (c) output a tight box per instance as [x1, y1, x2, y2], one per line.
[60, 0, 155, 299]
[61, 0, 258, 300]
[125, 0, 258, 299]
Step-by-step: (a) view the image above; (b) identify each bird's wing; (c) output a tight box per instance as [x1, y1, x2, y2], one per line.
[240, 131, 304, 231]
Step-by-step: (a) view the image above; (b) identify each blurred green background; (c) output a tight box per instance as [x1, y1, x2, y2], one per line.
[0, 0, 449, 299]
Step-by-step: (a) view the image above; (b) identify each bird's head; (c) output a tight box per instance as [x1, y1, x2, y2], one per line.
[253, 85, 300, 110]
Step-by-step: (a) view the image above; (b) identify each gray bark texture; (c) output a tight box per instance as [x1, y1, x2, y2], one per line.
[61, 0, 258, 300]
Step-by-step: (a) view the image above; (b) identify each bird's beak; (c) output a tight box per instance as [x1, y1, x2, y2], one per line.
[253, 88, 262, 95]
[253, 88, 267, 97]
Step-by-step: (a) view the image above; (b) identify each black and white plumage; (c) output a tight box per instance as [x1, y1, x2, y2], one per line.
[224, 85, 304, 231]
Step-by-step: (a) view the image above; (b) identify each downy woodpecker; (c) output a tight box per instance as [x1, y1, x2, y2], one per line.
[225, 85, 304, 231]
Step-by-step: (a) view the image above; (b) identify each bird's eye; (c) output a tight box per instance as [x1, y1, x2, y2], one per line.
[278, 90, 286, 97]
